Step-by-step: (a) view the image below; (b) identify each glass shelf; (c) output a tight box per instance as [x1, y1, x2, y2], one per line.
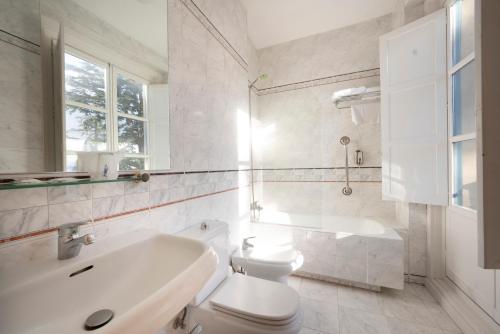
[0, 177, 137, 191]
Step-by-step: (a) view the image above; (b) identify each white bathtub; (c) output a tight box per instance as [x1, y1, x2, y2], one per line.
[257, 210, 386, 235]
[248, 212, 404, 290]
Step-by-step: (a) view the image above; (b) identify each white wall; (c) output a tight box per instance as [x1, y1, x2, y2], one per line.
[0, 0, 44, 172]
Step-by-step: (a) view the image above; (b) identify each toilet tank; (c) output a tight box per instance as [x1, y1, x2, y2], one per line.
[177, 220, 229, 305]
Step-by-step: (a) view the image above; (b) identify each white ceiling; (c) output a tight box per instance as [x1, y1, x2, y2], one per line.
[241, 0, 399, 49]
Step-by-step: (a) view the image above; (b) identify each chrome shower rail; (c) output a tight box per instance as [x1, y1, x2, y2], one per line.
[340, 136, 352, 196]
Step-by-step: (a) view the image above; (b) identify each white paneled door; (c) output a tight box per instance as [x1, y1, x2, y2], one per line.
[380, 9, 448, 205]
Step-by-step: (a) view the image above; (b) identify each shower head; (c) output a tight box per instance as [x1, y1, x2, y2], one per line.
[258, 73, 269, 80]
[249, 73, 269, 89]
[340, 136, 350, 145]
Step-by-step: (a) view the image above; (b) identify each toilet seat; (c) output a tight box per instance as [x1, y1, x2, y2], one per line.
[209, 274, 300, 326]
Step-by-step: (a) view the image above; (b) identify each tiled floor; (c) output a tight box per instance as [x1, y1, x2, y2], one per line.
[289, 276, 463, 334]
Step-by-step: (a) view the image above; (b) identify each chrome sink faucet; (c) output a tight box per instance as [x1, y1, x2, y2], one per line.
[58, 222, 95, 260]
[242, 236, 256, 251]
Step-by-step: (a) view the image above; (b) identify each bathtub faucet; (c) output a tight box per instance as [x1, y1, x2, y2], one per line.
[242, 236, 256, 250]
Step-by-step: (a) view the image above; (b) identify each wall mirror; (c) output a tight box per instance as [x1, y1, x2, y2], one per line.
[0, 0, 169, 177]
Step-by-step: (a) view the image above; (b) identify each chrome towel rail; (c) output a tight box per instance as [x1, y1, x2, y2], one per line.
[340, 136, 352, 196]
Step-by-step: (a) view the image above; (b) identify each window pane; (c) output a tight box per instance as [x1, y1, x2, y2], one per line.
[119, 157, 145, 171]
[118, 116, 146, 154]
[451, 0, 474, 65]
[453, 140, 477, 210]
[117, 74, 145, 117]
[65, 53, 106, 108]
[66, 106, 107, 152]
[452, 61, 475, 136]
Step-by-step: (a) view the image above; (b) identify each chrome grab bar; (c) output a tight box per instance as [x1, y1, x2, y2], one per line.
[340, 136, 352, 196]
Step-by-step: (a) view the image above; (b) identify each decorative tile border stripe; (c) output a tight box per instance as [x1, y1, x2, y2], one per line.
[256, 68, 380, 96]
[253, 167, 382, 182]
[0, 29, 40, 55]
[179, 0, 248, 71]
[0, 227, 58, 245]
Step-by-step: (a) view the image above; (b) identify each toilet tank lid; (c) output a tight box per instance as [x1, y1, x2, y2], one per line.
[177, 220, 228, 242]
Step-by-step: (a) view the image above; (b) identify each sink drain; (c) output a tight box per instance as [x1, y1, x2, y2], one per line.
[84, 309, 114, 331]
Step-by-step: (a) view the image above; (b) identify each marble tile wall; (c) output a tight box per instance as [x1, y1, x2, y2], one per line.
[1, 0, 253, 269]
[0, 0, 41, 45]
[0, 171, 248, 241]
[392, 0, 442, 29]
[191, 0, 248, 62]
[255, 76, 381, 169]
[395, 201, 428, 281]
[259, 167, 382, 182]
[0, 0, 44, 172]
[256, 182, 398, 226]
[255, 15, 392, 89]
[0, 170, 251, 270]
[167, 0, 250, 172]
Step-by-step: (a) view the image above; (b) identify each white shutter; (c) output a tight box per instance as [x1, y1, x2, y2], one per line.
[40, 15, 65, 171]
[380, 9, 447, 205]
[52, 27, 65, 171]
[477, 0, 500, 269]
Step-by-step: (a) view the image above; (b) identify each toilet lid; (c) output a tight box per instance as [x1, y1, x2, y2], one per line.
[234, 247, 302, 266]
[210, 274, 300, 324]
[211, 304, 301, 326]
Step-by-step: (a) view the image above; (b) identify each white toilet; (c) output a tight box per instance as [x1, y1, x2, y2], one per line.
[179, 221, 303, 334]
[231, 237, 304, 284]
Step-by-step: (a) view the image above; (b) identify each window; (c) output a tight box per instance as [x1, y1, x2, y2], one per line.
[64, 48, 149, 171]
[114, 70, 148, 170]
[449, 0, 476, 210]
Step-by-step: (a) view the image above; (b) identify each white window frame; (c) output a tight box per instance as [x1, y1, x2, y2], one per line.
[64, 46, 150, 170]
[447, 0, 476, 214]
[112, 67, 150, 170]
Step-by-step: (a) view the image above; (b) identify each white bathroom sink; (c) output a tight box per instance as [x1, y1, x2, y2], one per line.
[0, 232, 217, 334]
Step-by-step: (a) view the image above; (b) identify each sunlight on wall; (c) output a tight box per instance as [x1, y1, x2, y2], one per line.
[236, 108, 251, 239]
[252, 122, 276, 155]
[237, 108, 250, 164]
